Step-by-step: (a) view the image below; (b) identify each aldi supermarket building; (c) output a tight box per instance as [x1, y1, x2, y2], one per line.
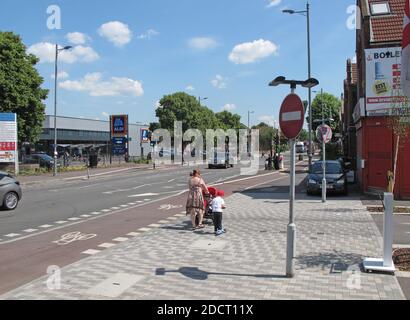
[32, 115, 150, 159]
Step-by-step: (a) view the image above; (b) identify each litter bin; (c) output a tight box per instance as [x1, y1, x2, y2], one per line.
[89, 154, 98, 168]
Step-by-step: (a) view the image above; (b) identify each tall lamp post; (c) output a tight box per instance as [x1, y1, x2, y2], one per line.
[53, 44, 72, 176]
[283, 1, 312, 169]
[247, 111, 254, 154]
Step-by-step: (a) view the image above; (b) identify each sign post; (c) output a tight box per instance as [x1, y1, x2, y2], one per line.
[279, 90, 305, 278]
[316, 124, 332, 203]
[0, 113, 18, 176]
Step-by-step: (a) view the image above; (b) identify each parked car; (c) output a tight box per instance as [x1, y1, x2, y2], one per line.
[0, 172, 22, 210]
[306, 160, 348, 195]
[208, 152, 234, 169]
[24, 154, 60, 169]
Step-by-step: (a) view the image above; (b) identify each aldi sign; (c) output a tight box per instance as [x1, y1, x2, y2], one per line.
[0, 113, 17, 163]
[111, 115, 128, 136]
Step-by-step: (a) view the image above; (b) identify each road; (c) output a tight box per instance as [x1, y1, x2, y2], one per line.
[0, 153, 310, 294]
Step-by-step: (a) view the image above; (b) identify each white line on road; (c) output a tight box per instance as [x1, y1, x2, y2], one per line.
[98, 243, 116, 249]
[128, 193, 159, 198]
[39, 225, 53, 228]
[127, 232, 139, 237]
[68, 218, 81, 221]
[113, 237, 129, 242]
[82, 249, 101, 255]
[5, 233, 21, 238]
[23, 229, 38, 233]
[55, 221, 68, 224]
[81, 215, 92, 218]
[90, 212, 101, 215]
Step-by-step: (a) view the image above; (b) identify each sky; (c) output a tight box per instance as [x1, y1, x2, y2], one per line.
[0, 0, 356, 128]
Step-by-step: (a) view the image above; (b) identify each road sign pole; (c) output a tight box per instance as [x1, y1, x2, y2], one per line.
[286, 138, 296, 278]
[322, 132, 326, 203]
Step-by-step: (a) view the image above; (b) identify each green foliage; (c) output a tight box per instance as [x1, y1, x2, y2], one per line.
[155, 92, 243, 134]
[298, 129, 309, 142]
[0, 32, 48, 144]
[252, 122, 276, 152]
[309, 92, 341, 133]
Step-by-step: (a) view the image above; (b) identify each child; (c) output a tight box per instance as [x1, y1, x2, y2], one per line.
[211, 190, 226, 236]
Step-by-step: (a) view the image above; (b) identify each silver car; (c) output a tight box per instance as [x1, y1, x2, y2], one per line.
[0, 172, 22, 210]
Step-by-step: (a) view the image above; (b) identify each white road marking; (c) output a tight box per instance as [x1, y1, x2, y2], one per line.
[158, 220, 169, 224]
[168, 179, 176, 183]
[148, 224, 161, 228]
[23, 229, 38, 233]
[68, 218, 81, 221]
[120, 205, 129, 208]
[128, 193, 159, 198]
[103, 184, 151, 195]
[98, 243, 116, 248]
[138, 228, 151, 232]
[39, 225, 53, 228]
[167, 217, 178, 220]
[128, 202, 136, 205]
[90, 212, 101, 215]
[110, 207, 121, 210]
[5, 233, 21, 238]
[144, 199, 151, 201]
[101, 209, 111, 213]
[81, 215, 91, 218]
[159, 204, 183, 211]
[82, 249, 101, 255]
[53, 231, 97, 246]
[55, 221, 68, 224]
[126, 232, 139, 237]
[113, 237, 129, 242]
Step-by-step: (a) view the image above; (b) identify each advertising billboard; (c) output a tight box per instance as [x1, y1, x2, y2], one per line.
[0, 113, 17, 163]
[365, 47, 408, 115]
[141, 129, 150, 143]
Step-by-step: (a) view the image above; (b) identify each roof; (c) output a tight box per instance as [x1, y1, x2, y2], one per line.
[368, 0, 404, 44]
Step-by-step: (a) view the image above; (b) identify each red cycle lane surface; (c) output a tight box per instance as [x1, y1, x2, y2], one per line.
[0, 171, 287, 295]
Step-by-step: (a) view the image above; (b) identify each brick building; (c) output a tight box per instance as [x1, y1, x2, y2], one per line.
[344, 0, 410, 199]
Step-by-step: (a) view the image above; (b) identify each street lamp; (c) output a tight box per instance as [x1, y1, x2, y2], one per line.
[269, 75, 319, 278]
[282, 1, 312, 169]
[247, 111, 254, 154]
[53, 44, 72, 176]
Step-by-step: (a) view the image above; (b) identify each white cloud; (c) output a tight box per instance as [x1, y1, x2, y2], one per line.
[266, 0, 282, 8]
[102, 112, 109, 118]
[185, 85, 195, 91]
[229, 39, 278, 64]
[98, 21, 132, 47]
[28, 42, 99, 64]
[222, 104, 237, 111]
[155, 100, 162, 109]
[59, 73, 144, 97]
[258, 115, 277, 127]
[51, 71, 69, 79]
[188, 37, 218, 50]
[66, 32, 91, 45]
[211, 75, 227, 89]
[138, 29, 159, 40]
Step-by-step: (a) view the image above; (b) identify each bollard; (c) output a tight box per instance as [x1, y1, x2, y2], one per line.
[383, 193, 394, 268]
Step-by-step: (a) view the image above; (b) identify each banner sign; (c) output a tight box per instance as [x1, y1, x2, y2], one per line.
[0, 113, 17, 163]
[365, 47, 409, 114]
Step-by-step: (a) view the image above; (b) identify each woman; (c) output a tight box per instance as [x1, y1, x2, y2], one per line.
[186, 169, 209, 230]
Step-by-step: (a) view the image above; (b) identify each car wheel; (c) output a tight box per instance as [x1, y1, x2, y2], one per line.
[208, 165, 212, 169]
[3, 192, 19, 210]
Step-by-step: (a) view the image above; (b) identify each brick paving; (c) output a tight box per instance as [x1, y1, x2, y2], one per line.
[0, 192, 405, 300]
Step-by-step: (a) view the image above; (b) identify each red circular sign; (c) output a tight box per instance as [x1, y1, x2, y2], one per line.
[279, 93, 305, 139]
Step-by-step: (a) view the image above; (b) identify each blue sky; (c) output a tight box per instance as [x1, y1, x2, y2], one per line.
[0, 0, 356, 127]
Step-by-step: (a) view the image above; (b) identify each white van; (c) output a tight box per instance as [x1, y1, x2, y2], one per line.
[296, 142, 306, 154]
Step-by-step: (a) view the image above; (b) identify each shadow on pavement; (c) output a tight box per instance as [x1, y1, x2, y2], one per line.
[295, 250, 364, 273]
[155, 267, 287, 280]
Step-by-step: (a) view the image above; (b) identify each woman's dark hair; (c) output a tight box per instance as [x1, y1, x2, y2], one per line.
[192, 169, 200, 176]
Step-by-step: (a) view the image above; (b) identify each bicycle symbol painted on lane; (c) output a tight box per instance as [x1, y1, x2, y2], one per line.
[53, 231, 97, 246]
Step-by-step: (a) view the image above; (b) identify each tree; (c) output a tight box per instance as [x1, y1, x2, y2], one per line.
[252, 122, 277, 153]
[298, 129, 308, 142]
[0, 32, 48, 144]
[309, 92, 341, 134]
[215, 111, 242, 130]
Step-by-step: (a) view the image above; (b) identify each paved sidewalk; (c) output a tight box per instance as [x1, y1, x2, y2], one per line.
[1, 191, 405, 300]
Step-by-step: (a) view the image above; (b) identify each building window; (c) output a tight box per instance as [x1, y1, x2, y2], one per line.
[370, 2, 390, 16]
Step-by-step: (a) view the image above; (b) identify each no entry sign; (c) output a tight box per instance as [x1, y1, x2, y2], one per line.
[279, 94, 305, 140]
